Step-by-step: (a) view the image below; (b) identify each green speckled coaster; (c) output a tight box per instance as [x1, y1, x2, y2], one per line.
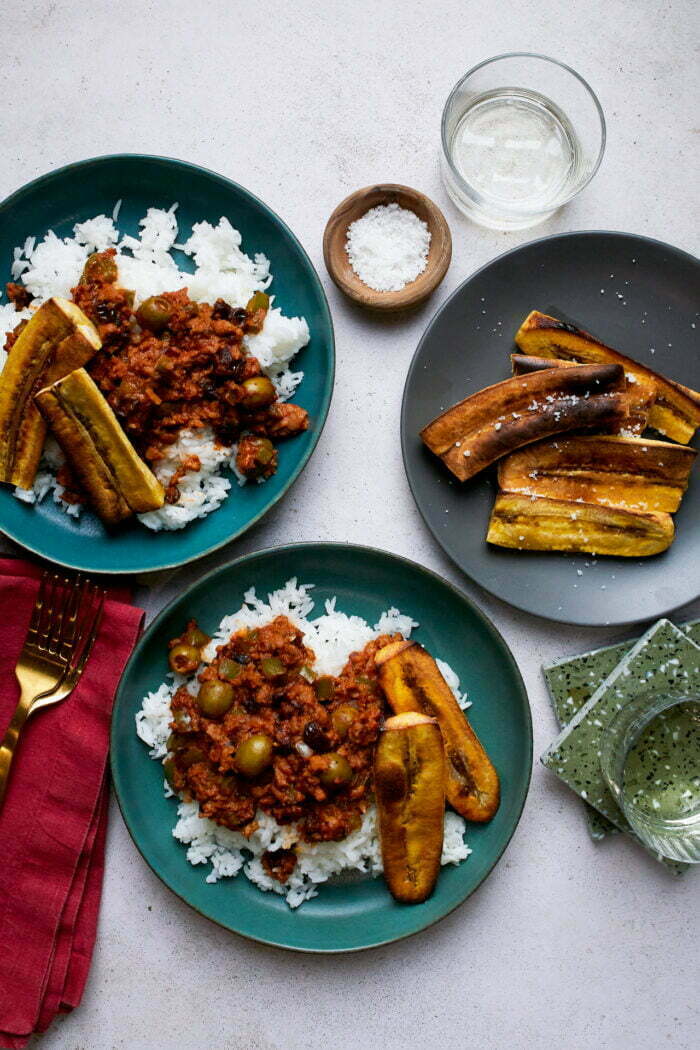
[541, 619, 700, 873]
[544, 620, 700, 841]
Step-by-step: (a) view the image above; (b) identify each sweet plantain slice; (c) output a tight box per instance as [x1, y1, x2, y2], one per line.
[376, 641, 500, 822]
[374, 711, 445, 904]
[420, 363, 627, 482]
[498, 434, 696, 513]
[510, 353, 656, 435]
[487, 491, 674, 557]
[35, 368, 164, 525]
[0, 298, 101, 487]
[514, 311, 700, 443]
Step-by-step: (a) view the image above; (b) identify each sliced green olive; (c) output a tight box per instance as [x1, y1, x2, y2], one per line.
[218, 657, 243, 681]
[246, 290, 270, 313]
[168, 643, 201, 675]
[319, 753, 352, 791]
[183, 625, 211, 649]
[261, 656, 286, 679]
[234, 734, 274, 777]
[331, 704, 357, 739]
[163, 756, 176, 788]
[155, 354, 174, 374]
[166, 732, 187, 752]
[241, 375, 276, 408]
[197, 680, 235, 718]
[215, 772, 237, 791]
[180, 744, 207, 768]
[81, 253, 118, 284]
[314, 676, 335, 701]
[249, 437, 275, 467]
[137, 295, 173, 332]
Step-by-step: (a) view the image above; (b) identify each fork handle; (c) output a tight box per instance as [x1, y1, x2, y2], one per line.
[0, 688, 35, 811]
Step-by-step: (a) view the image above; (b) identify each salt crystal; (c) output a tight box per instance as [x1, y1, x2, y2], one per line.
[345, 203, 430, 292]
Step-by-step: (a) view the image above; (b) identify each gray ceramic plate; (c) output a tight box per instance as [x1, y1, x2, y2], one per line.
[401, 231, 699, 627]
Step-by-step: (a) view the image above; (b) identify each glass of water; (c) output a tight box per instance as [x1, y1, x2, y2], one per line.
[441, 53, 606, 231]
[599, 692, 700, 864]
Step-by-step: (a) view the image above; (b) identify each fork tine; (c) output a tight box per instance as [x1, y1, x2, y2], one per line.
[42, 576, 75, 658]
[26, 571, 50, 643]
[57, 574, 87, 662]
[72, 582, 98, 652]
[68, 590, 104, 680]
[36, 572, 57, 641]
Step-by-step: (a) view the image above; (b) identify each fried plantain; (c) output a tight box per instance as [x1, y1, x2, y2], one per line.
[376, 641, 499, 822]
[374, 711, 445, 904]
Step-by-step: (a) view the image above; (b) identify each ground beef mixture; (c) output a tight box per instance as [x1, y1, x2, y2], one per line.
[4, 249, 309, 490]
[164, 615, 400, 882]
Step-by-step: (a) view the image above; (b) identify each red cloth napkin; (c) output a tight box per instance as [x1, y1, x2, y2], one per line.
[0, 560, 144, 1048]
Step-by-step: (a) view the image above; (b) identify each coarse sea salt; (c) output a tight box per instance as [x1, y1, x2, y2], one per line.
[345, 202, 430, 292]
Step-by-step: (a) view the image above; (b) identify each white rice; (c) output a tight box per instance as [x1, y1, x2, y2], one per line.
[135, 580, 472, 908]
[1, 205, 310, 530]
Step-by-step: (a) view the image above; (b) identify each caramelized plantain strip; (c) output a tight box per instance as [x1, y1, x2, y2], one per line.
[374, 712, 445, 904]
[498, 434, 696, 513]
[510, 353, 656, 435]
[420, 363, 627, 482]
[487, 491, 674, 557]
[35, 368, 164, 525]
[514, 311, 700, 443]
[376, 640, 499, 822]
[0, 298, 101, 488]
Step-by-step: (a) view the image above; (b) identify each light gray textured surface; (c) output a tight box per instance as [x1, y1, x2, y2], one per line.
[1, 1, 699, 1048]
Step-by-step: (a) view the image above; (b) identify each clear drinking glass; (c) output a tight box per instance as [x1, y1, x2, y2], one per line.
[600, 692, 700, 864]
[440, 53, 606, 231]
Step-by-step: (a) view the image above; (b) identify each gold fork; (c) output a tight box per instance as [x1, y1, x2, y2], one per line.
[0, 572, 105, 809]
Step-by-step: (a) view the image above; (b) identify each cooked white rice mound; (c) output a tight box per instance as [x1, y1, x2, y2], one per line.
[2, 205, 310, 530]
[136, 580, 472, 908]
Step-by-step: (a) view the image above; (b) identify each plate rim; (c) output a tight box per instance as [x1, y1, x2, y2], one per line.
[110, 540, 533, 953]
[401, 228, 700, 627]
[0, 153, 335, 575]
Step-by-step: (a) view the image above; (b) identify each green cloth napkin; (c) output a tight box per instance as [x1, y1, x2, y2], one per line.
[541, 619, 700, 873]
[543, 619, 700, 841]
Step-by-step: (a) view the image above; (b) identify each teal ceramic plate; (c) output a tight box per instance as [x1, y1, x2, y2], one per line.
[111, 543, 532, 952]
[0, 155, 334, 574]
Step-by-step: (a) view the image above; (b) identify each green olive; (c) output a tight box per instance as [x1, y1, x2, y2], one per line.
[241, 375, 276, 408]
[218, 657, 243, 681]
[331, 704, 357, 739]
[246, 290, 270, 313]
[197, 680, 235, 718]
[81, 253, 118, 284]
[168, 643, 201, 675]
[163, 756, 176, 788]
[261, 656, 286, 679]
[319, 753, 353, 791]
[137, 295, 173, 332]
[234, 734, 274, 777]
[314, 676, 335, 701]
[183, 625, 210, 649]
